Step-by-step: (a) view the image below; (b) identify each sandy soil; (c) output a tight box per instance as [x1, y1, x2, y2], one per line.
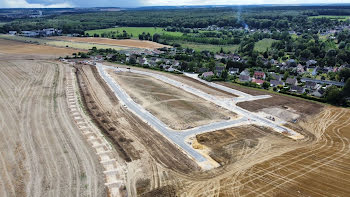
[196, 125, 292, 165]
[0, 60, 106, 197]
[103, 62, 237, 98]
[0, 39, 80, 60]
[108, 70, 236, 130]
[49, 36, 168, 49]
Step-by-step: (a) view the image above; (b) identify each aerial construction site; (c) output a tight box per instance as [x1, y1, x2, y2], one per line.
[0, 37, 350, 197]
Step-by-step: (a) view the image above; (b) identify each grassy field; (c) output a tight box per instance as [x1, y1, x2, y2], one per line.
[309, 15, 350, 21]
[254, 38, 276, 52]
[180, 42, 239, 52]
[85, 27, 183, 39]
[0, 34, 128, 50]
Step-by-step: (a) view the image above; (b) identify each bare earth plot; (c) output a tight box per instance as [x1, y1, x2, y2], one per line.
[0, 38, 80, 60]
[72, 61, 350, 196]
[108, 70, 236, 130]
[0, 60, 106, 197]
[218, 81, 322, 117]
[102, 62, 237, 98]
[75, 64, 200, 195]
[49, 36, 168, 49]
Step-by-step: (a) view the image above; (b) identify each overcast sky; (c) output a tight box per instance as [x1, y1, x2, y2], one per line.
[0, 0, 349, 8]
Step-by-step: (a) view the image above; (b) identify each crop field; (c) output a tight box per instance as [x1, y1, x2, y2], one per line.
[0, 34, 128, 51]
[107, 70, 236, 130]
[48, 36, 168, 49]
[85, 27, 183, 39]
[0, 60, 106, 196]
[0, 38, 80, 59]
[309, 15, 350, 21]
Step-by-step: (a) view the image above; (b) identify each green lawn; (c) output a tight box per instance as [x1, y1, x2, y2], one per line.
[85, 27, 183, 39]
[309, 15, 350, 21]
[180, 42, 239, 53]
[254, 38, 276, 52]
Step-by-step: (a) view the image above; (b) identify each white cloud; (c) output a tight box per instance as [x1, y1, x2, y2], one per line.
[0, 0, 72, 8]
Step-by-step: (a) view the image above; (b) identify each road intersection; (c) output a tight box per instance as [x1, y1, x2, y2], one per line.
[96, 63, 303, 168]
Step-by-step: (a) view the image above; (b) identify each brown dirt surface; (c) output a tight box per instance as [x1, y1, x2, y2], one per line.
[0, 38, 80, 60]
[108, 70, 236, 130]
[49, 36, 168, 49]
[73, 61, 350, 197]
[216, 81, 323, 117]
[0, 60, 106, 197]
[164, 107, 350, 197]
[196, 125, 291, 165]
[76, 64, 200, 174]
[226, 107, 350, 197]
[217, 82, 267, 96]
[103, 62, 237, 98]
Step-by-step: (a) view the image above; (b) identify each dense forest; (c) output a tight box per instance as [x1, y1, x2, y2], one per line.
[1, 6, 350, 34]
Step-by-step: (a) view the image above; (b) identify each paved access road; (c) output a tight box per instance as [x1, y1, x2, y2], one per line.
[96, 63, 301, 166]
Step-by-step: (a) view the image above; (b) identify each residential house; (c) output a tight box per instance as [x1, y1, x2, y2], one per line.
[253, 71, 266, 79]
[305, 81, 317, 90]
[215, 66, 225, 77]
[202, 71, 214, 79]
[287, 59, 297, 67]
[239, 75, 251, 82]
[252, 79, 265, 85]
[271, 73, 282, 81]
[240, 69, 250, 76]
[232, 54, 241, 61]
[290, 85, 305, 94]
[306, 60, 317, 67]
[296, 64, 305, 74]
[106, 54, 114, 59]
[228, 68, 239, 75]
[286, 78, 298, 86]
[214, 53, 227, 60]
[279, 62, 288, 70]
[8, 31, 17, 35]
[21, 31, 39, 37]
[270, 80, 284, 87]
[311, 88, 325, 98]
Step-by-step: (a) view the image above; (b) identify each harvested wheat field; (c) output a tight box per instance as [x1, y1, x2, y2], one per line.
[49, 36, 168, 49]
[142, 107, 350, 197]
[0, 60, 106, 197]
[108, 70, 236, 130]
[0, 39, 80, 60]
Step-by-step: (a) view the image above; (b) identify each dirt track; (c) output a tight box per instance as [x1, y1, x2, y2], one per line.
[0, 60, 106, 196]
[49, 36, 168, 49]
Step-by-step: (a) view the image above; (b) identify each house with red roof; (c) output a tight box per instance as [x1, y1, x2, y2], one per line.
[253, 71, 266, 79]
[252, 79, 265, 85]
